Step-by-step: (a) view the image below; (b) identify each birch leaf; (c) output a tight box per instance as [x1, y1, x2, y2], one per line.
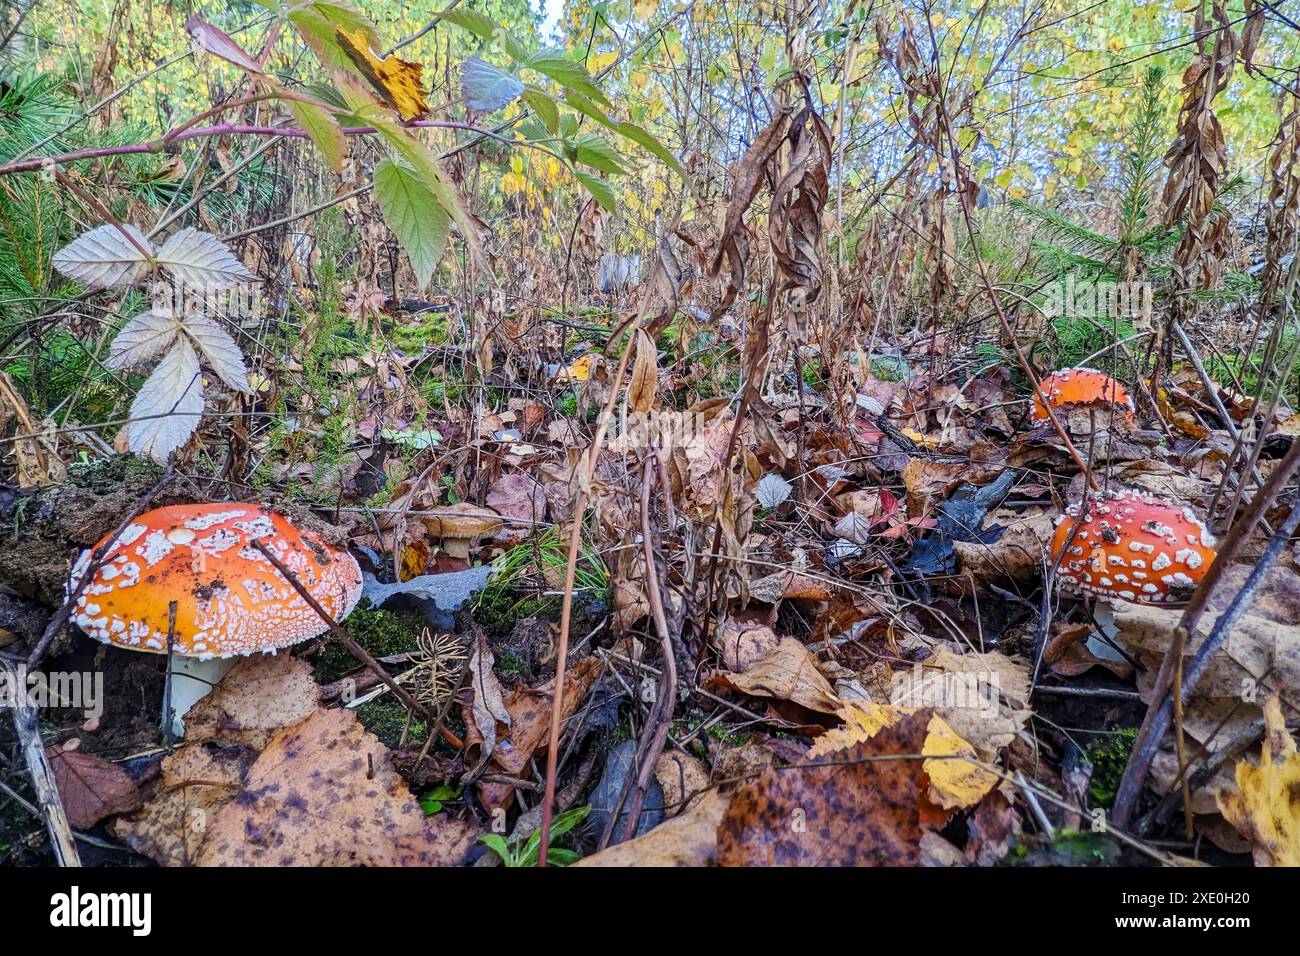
[108, 308, 182, 371]
[52, 224, 155, 290]
[155, 228, 257, 288]
[127, 338, 204, 463]
[183, 314, 252, 394]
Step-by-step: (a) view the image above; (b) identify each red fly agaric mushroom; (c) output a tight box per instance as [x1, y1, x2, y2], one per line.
[70, 503, 362, 731]
[1031, 367, 1135, 427]
[1051, 488, 1216, 603]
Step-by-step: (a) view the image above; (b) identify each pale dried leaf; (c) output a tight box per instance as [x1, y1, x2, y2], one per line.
[155, 227, 257, 288]
[107, 308, 181, 371]
[51, 224, 154, 290]
[756, 473, 792, 509]
[127, 337, 203, 463]
[628, 328, 658, 414]
[183, 654, 321, 749]
[710, 637, 841, 715]
[183, 313, 252, 394]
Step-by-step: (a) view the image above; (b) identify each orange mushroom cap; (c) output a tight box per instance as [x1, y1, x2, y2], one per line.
[1051, 488, 1216, 603]
[1031, 367, 1134, 426]
[70, 503, 362, 659]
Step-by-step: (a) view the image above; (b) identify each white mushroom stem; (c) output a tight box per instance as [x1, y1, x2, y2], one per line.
[166, 656, 236, 738]
[442, 538, 473, 560]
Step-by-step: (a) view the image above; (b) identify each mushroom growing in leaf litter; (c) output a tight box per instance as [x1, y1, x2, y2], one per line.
[423, 502, 503, 561]
[1050, 488, 1216, 604]
[70, 503, 362, 733]
[1031, 367, 1135, 427]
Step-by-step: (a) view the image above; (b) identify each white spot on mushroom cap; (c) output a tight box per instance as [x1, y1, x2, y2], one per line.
[183, 509, 248, 531]
[136, 530, 175, 567]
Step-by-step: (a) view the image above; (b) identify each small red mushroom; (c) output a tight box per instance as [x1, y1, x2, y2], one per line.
[1032, 367, 1135, 427]
[70, 503, 361, 733]
[72, 503, 361, 657]
[1051, 488, 1216, 603]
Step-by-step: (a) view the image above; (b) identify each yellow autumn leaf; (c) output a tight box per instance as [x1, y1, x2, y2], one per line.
[1218, 695, 1300, 867]
[558, 353, 596, 384]
[901, 426, 940, 450]
[336, 28, 429, 121]
[810, 702, 997, 809]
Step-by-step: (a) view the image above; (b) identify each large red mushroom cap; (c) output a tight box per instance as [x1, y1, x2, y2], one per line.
[1031, 367, 1135, 426]
[70, 503, 362, 658]
[1051, 488, 1216, 603]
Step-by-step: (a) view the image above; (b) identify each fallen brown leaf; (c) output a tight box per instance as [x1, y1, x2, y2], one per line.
[196, 708, 477, 866]
[716, 710, 933, 866]
[48, 748, 142, 830]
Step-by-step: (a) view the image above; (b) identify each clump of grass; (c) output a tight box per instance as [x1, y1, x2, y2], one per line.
[473, 526, 610, 627]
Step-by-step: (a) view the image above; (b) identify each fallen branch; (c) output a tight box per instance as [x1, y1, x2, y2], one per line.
[1, 660, 80, 865]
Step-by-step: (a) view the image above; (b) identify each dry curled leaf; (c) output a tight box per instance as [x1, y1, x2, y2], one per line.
[710, 637, 842, 715]
[628, 328, 658, 414]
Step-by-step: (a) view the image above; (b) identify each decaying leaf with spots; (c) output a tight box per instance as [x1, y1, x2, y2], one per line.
[1217, 695, 1300, 867]
[112, 740, 257, 866]
[716, 710, 933, 866]
[48, 748, 143, 830]
[809, 701, 997, 811]
[196, 707, 478, 866]
[181, 654, 321, 750]
[336, 27, 429, 120]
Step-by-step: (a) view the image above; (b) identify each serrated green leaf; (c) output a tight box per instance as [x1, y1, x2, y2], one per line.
[342, 77, 481, 265]
[575, 170, 616, 213]
[522, 89, 559, 133]
[563, 89, 617, 130]
[526, 51, 610, 107]
[615, 121, 686, 180]
[374, 158, 449, 290]
[287, 99, 348, 172]
[573, 134, 625, 175]
[439, 8, 497, 39]
[498, 30, 529, 64]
